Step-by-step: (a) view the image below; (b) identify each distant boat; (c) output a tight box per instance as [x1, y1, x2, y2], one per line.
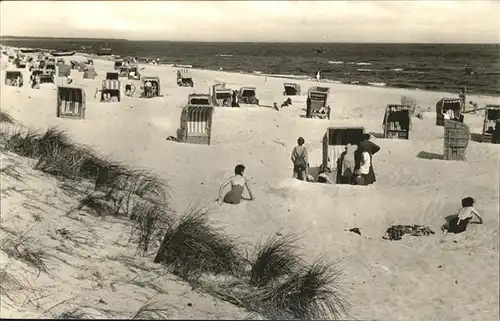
[50, 50, 76, 57]
[20, 47, 38, 53]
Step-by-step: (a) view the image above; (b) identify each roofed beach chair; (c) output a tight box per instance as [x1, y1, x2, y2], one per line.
[56, 85, 86, 119]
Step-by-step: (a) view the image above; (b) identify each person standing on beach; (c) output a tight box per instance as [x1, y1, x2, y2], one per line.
[356, 134, 380, 185]
[315, 70, 321, 82]
[291, 137, 309, 181]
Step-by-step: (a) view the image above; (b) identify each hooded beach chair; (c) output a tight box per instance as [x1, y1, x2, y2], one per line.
[101, 79, 121, 102]
[237, 87, 259, 105]
[114, 59, 124, 70]
[56, 85, 86, 119]
[140, 76, 161, 98]
[211, 84, 232, 106]
[382, 104, 412, 140]
[127, 64, 140, 80]
[481, 105, 500, 143]
[83, 66, 97, 79]
[177, 69, 194, 87]
[322, 127, 365, 183]
[436, 98, 463, 126]
[444, 120, 470, 161]
[283, 83, 301, 96]
[119, 66, 129, 77]
[4, 70, 23, 87]
[177, 105, 214, 145]
[306, 86, 330, 119]
[57, 64, 71, 77]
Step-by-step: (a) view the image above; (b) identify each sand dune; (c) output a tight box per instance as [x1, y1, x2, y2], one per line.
[1, 52, 499, 320]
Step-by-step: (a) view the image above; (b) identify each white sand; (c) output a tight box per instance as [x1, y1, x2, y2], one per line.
[1, 52, 499, 320]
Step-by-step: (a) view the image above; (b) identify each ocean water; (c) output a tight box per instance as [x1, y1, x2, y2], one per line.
[2, 38, 499, 96]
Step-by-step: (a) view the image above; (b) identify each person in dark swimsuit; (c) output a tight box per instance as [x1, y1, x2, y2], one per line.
[217, 164, 255, 205]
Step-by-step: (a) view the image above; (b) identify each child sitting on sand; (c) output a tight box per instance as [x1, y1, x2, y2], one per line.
[442, 197, 483, 234]
[217, 164, 255, 205]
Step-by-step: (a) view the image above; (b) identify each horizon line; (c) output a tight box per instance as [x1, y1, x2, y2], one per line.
[1, 35, 499, 45]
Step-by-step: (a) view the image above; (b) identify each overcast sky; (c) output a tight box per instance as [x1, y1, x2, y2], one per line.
[1, 1, 499, 43]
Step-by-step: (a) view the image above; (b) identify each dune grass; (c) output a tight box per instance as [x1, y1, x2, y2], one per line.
[0, 267, 28, 303]
[154, 205, 244, 281]
[202, 258, 348, 320]
[266, 259, 349, 320]
[1, 123, 350, 318]
[0, 111, 15, 124]
[0, 231, 49, 276]
[250, 234, 303, 288]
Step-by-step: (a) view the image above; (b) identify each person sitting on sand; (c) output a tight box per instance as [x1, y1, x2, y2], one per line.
[442, 197, 483, 234]
[125, 82, 136, 97]
[222, 99, 229, 107]
[317, 165, 332, 184]
[217, 164, 255, 205]
[281, 98, 292, 108]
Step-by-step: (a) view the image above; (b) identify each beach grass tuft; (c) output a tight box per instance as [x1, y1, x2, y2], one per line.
[250, 233, 303, 287]
[154, 205, 244, 281]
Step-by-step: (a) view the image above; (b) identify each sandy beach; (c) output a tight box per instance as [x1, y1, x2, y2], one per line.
[1, 51, 499, 320]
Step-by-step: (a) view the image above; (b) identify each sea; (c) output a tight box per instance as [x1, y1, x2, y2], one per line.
[2, 38, 499, 96]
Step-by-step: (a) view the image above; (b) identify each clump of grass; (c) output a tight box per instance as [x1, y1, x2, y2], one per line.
[250, 234, 302, 287]
[129, 201, 172, 257]
[33, 143, 88, 179]
[154, 205, 244, 281]
[0, 111, 15, 124]
[5, 130, 41, 158]
[55, 308, 87, 319]
[132, 296, 170, 319]
[265, 259, 349, 320]
[0, 232, 49, 275]
[0, 267, 28, 303]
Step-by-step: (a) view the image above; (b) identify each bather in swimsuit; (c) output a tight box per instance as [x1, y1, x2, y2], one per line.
[223, 185, 244, 204]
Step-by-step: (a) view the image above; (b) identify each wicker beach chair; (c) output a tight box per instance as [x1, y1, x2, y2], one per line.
[4, 70, 23, 87]
[443, 120, 470, 161]
[100, 79, 121, 102]
[481, 105, 500, 143]
[177, 69, 194, 87]
[211, 84, 232, 107]
[237, 87, 259, 105]
[306, 86, 330, 119]
[177, 104, 214, 145]
[322, 126, 365, 184]
[56, 85, 86, 119]
[382, 104, 412, 140]
[436, 98, 463, 126]
[114, 59, 124, 70]
[283, 83, 301, 96]
[140, 76, 161, 98]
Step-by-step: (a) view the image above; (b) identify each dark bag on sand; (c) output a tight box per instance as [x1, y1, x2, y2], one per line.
[294, 150, 307, 171]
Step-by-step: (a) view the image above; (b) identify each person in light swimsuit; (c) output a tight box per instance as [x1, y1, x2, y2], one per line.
[217, 164, 255, 205]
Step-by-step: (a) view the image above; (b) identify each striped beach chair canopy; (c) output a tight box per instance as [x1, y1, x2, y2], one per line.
[102, 79, 121, 90]
[185, 106, 214, 135]
[188, 94, 212, 106]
